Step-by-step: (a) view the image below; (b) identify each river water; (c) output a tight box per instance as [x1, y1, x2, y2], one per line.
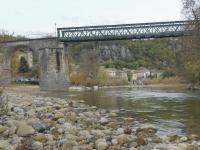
[47, 87, 200, 136]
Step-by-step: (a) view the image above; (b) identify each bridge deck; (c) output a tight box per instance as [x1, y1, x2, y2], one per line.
[57, 21, 192, 42]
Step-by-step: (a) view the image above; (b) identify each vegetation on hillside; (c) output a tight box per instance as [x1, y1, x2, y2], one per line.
[69, 39, 177, 70]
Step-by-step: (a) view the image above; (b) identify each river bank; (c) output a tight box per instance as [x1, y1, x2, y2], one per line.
[69, 83, 189, 92]
[0, 85, 199, 150]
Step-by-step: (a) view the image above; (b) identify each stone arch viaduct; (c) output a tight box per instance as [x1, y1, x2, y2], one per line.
[0, 20, 192, 91]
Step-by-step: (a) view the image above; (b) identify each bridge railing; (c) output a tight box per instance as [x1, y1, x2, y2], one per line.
[57, 21, 193, 42]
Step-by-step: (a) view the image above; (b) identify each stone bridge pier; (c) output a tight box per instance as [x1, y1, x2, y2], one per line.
[39, 47, 70, 91]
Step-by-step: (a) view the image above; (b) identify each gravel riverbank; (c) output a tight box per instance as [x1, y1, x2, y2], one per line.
[0, 86, 199, 150]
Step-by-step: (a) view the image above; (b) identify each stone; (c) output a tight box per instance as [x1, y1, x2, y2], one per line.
[79, 130, 92, 139]
[137, 136, 147, 146]
[13, 107, 24, 114]
[7, 126, 17, 136]
[109, 112, 118, 117]
[95, 139, 108, 150]
[91, 130, 105, 138]
[57, 118, 65, 124]
[53, 112, 64, 120]
[111, 139, 118, 145]
[79, 144, 93, 150]
[57, 128, 64, 134]
[129, 148, 137, 150]
[15, 121, 35, 136]
[62, 140, 79, 150]
[180, 136, 188, 142]
[0, 140, 11, 150]
[83, 111, 94, 118]
[117, 134, 137, 146]
[32, 122, 47, 133]
[33, 133, 47, 143]
[116, 128, 124, 135]
[137, 124, 157, 134]
[167, 145, 181, 150]
[124, 127, 132, 134]
[0, 125, 7, 134]
[31, 141, 43, 150]
[100, 117, 109, 125]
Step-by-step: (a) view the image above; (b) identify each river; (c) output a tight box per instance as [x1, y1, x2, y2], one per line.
[45, 87, 200, 137]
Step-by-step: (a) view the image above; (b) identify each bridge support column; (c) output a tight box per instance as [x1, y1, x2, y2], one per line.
[39, 48, 70, 91]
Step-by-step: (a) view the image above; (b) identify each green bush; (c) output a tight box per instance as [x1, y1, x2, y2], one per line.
[161, 71, 176, 78]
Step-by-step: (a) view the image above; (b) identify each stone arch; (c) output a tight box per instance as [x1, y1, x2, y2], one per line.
[8, 45, 34, 79]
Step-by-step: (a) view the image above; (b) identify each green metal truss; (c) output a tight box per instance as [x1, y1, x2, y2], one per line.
[57, 21, 193, 42]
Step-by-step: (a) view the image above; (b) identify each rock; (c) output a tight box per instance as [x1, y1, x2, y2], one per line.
[137, 124, 157, 134]
[117, 134, 137, 146]
[57, 118, 65, 124]
[79, 130, 92, 139]
[93, 86, 99, 90]
[152, 136, 163, 143]
[33, 133, 47, 143]
[0, 125, 7, 134]
[53, 112, 64, 120]
[109, 112, 118, 117]
[8, 126, 17, 135]
[91, 130, 105, 138]
[62, 140, 79, 150]
[31, 141, 43, 150]
[100, 117, 109, 125]
[79, 100, 85, 103]
[124, 117, 134, 122]
[111, 139, 118, 145]
[137, 136, 147, 146]
[124, 127, 132, 134]
[129, 148, 137, 150]
[79, 144, 93, 150]
[57, 128, 64, 134]
[13, 107, 24, 114]
[65, 134, 78, 141]
[69, 112, 77, 122]
[95, 139, 108, 150]
[167, 145, 181, 150]
[178, 143, 188, 150]
[46, 102, 53, 106]
[32, 122, 47, 133]
[186, 144, 197, 150]
[180, 136, 188, 142]
[116, 128, 124, 135]
[83, 111, 94, 118]
[15, 121, 35, 136]
[0, 140, 11, 150]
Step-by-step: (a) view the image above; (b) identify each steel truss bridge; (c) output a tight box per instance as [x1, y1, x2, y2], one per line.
[57, 21, 193, 42]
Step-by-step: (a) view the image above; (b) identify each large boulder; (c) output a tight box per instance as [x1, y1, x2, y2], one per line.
[14, 121, 35, 136]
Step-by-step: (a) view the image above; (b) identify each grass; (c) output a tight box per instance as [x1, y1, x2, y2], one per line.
[143, 76, 188, 85]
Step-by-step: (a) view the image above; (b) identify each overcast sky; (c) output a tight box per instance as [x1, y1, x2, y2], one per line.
[0, 0, 183, 36]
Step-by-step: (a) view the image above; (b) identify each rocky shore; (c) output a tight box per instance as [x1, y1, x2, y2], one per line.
[0, 90, 200, 150]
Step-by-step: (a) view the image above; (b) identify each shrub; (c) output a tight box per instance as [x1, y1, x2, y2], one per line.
[161, 71, 176, 78]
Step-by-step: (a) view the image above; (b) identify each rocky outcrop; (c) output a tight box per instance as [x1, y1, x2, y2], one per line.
[96, 44, 132, 60]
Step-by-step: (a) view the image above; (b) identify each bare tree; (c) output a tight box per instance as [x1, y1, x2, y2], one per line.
[79, 48, 100, 86]
[181, 0, 200, 86]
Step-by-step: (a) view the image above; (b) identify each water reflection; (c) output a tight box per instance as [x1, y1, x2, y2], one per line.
[48, 88, 200, 136]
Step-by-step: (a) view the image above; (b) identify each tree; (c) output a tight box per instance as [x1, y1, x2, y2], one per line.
[79, 48, 99, 86]
[181, 0, 200, 85]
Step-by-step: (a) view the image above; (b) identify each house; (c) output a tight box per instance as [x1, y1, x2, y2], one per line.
[105, 68, 117, 77]
[104, 68, 128, 81]
[129, 68, 151, 85]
